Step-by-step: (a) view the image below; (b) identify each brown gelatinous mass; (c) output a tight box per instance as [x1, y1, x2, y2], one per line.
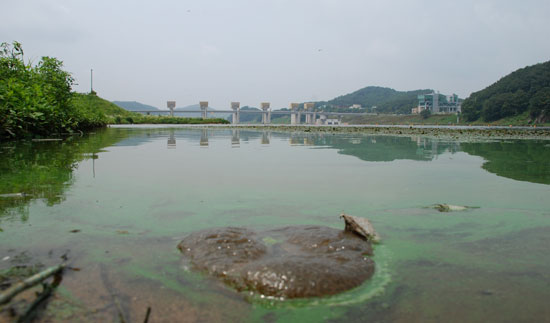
[178, 225, 375, 298]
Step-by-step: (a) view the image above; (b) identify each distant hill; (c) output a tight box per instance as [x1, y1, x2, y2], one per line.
[176, 104, 231, 119]
[237, 106, 262, 123]
[462, 61, 550, 123]
[112, 101, 160, 111]
[316, 86, 433, 114]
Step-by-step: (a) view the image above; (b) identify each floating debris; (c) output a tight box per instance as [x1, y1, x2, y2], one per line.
[429, 204, 477, 212]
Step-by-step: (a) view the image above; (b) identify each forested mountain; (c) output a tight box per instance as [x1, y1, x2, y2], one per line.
[237, 106, 262, 123]
[112, 101, 160, 111]
[462, 61, 550, 123]
[316, 86, 433, 114]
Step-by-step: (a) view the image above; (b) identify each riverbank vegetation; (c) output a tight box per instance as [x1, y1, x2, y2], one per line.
[0, 42, 107, 140]
[0, 42, 229, 140]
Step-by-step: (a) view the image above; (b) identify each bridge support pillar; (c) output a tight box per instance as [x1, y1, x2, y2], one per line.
[200, 101, 208, 119]
[231, 102, 240, 124]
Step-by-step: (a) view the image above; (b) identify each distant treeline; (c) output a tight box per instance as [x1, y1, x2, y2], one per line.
[462, 61, 550, 123]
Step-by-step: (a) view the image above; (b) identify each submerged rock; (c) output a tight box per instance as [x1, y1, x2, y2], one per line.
[178, 218, 376, 298]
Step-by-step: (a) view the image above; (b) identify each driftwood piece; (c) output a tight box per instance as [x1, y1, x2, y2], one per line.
[0, 264, 65, 306]
[340, 214, 381, 243]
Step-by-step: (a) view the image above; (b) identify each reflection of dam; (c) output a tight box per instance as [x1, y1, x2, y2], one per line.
[200, 129, 209, 147]
[231, 129, 240, 147]
[156, 129, 458, 162]
[167, 130, 176, 149]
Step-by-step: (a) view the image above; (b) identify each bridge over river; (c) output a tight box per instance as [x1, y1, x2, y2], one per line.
[133, 101, 378, 125]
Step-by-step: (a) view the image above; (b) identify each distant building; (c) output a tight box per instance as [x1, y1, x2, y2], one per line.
[413, 92, 461, 114]
[325, 119, 341, 125]
[350, 104, 362, 109]
[316, 115, 342, 125]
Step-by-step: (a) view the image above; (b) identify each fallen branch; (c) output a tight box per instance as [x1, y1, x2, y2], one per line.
[16, 270, 63, 323]
[0, 264, 65, 306]
[143, 306, 151, 323]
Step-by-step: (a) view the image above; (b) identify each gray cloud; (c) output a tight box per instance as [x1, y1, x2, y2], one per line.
[2, 0, 549, 109]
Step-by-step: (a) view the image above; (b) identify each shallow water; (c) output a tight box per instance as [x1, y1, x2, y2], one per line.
[1, 127, 549, 322]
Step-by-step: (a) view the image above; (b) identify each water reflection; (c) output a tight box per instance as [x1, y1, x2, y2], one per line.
[167, 130, 176, 149]
[462, 141, 550, 185]
[1, 128, 548, 223]
[0, 129, 130, 220]
[231, 129, 240, 147]
[200, 129, 209, 147]
[261, 132, 270, 145]
[151, 129, 547, 184]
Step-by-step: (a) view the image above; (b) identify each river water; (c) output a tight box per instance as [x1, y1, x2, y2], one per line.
[1, 126, 549, 322]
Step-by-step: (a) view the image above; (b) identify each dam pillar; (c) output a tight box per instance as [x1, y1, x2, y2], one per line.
[304, 103, 315, 124]
[231, 102, 240, 124]
[200, 101, 208, 119]
[290, 103, 299, 125]
[167, 101, 176, 117]
[261, 102, 271, 124]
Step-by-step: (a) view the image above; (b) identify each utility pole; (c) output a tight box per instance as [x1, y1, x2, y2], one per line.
[90, 69, 94, 93]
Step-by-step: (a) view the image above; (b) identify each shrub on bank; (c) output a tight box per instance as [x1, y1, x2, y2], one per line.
[0, 42, 107, 139]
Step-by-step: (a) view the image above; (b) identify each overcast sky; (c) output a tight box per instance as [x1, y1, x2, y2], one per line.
[2, 0, 549, 109]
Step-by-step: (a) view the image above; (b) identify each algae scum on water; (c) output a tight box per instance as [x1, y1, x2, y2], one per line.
[1, 127, 550, 322]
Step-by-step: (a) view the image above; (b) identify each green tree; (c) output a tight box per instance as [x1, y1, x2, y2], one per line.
[0, 42, 87, 139]
[529, 87, 550, 122]
[420, 108, 431, 119]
